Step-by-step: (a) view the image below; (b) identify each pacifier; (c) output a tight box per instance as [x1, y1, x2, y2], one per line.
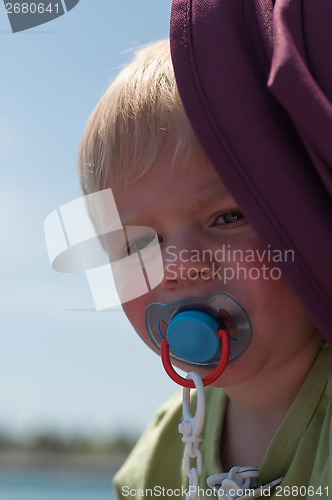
[145, 291, 252, 387]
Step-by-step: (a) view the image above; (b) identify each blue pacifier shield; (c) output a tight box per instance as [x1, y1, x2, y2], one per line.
[145, 291, 253, 367]
[167, 311, 219, 363]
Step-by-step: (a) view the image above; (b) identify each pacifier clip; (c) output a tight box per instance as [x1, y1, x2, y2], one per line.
[178, 372, 283, 500]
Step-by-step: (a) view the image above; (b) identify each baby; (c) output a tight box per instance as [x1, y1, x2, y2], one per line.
[79, 40, 331, 499]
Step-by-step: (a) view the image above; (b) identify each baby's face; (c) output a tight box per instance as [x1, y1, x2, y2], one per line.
[112, 157, 317, 387]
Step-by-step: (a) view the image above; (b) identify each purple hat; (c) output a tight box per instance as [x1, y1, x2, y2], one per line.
[170, 0, 332, 344]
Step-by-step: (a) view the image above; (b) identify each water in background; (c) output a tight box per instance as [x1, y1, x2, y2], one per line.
[0, 471, 117, 500]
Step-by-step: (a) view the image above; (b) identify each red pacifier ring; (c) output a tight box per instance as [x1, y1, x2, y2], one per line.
[161, 328, 230, 388]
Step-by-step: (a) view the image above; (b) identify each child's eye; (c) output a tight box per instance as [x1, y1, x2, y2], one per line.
[128, 235, 157, 254]
[214, 211, 245, 226]
[126, 233, 163, 256]
[104, 228, 161, 261]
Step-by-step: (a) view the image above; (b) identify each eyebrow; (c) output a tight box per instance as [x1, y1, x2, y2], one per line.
[119, 181, 231, 227]
[186, 182, 231, 213]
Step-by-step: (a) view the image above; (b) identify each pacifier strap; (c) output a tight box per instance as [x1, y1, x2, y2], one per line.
[179, 372, 205, 500]
[179, 373, 283, 499]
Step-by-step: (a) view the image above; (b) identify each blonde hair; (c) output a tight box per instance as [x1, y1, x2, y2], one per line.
[79, 39, 205, 194]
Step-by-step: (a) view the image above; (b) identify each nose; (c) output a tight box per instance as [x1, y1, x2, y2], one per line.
[160, 229, 214, 290]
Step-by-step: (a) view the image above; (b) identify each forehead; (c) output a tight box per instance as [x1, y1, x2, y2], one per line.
[112, 158, 232, 226]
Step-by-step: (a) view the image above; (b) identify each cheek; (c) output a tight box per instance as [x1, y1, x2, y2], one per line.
[222, 238, 314, 335]
[244, 275, 299, 322]
[238, 272, 316, 369]
[122, 295, 155, 346]
[123, 298, 147, 331]
[215, 238, 278, 307]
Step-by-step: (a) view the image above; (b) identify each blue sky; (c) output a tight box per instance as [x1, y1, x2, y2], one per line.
[0, 0, 178, 439]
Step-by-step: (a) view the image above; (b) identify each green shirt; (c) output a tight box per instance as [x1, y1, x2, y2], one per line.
[114, 344, 332, 498]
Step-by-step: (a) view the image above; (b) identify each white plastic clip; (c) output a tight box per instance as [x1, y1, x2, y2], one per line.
[179, 372, 205, 500]
[207, 466, 283, 499]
